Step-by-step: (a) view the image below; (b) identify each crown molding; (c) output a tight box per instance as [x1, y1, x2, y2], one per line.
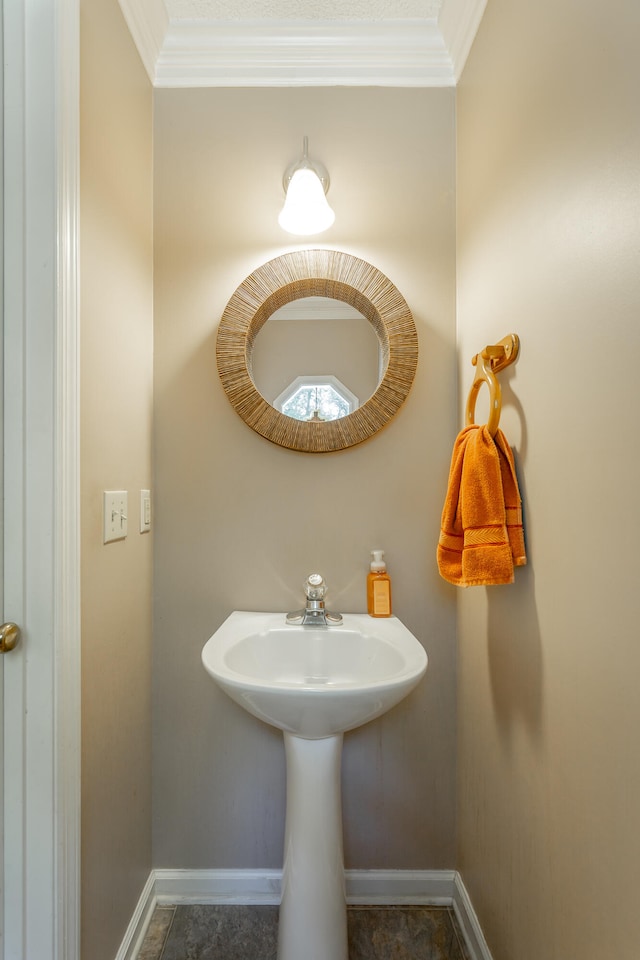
[438, 0, 488, 81]
[119, 0, 169, 81]
[118, 0, 486, 87]
[156, 19, 453, 87]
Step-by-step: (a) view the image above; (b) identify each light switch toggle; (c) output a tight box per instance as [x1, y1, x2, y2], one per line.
[140, 489, 151, 534]
[103, 491, 128, 543]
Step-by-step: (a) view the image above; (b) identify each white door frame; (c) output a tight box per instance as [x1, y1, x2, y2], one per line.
[3, 1, 80, 958]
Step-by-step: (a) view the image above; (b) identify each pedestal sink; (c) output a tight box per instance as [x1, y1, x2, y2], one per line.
[202, 611, 428, 960]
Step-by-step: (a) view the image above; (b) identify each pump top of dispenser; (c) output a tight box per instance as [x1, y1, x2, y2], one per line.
[370, 550, 387, 572]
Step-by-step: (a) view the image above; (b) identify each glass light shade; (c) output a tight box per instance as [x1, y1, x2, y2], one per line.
[278, 168, 335, 236]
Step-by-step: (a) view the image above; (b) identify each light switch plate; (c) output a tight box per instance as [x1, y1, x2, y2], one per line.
[140, 489, 151, 533]
[103, 490, 128, 543]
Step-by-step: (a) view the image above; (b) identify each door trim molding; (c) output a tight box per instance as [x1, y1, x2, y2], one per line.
[3, 1, 80, 957]
[55, 1, 81, 958]
[3, 0, 81, 957]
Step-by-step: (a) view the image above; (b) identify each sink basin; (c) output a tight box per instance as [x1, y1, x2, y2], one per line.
[202, 610, 427, 739]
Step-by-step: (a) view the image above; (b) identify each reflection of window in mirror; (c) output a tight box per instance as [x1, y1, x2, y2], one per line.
[275, 375, 358, 422]
[250, 297, 381, 419]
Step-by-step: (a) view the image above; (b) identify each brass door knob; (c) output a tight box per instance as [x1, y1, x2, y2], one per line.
[0, 622, 21, 653]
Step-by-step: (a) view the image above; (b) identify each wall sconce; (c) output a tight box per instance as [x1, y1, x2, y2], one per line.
[278, 136, 335, 236]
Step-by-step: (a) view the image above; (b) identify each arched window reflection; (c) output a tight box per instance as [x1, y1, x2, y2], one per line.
[275, 375, 358, 422]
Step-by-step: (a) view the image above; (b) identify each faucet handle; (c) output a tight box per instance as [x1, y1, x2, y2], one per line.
[304, 573, 326, 600]
[286, 573, 343, 626]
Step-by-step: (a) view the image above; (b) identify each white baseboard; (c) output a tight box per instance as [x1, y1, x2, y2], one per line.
[346, 868, 457, 905]
[114, 871, 157, 960]
[154, 868, 282, 904]
[123, 868, 492, 960]
[152, 866, 458, 906]
[452, 873, 494, 960]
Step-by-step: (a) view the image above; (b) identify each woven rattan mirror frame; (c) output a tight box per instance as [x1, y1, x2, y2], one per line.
[216, 249, 418, 453]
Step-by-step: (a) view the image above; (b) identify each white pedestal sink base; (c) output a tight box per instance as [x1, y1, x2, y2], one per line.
[202, 612, 428, 958]
[278, 732, 348, 960]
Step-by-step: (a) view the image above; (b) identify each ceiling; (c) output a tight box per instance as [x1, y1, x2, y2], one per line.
[118, 0, 487, 87]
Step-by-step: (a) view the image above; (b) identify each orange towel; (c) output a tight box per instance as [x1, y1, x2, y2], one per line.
[437, 425, 526, 587]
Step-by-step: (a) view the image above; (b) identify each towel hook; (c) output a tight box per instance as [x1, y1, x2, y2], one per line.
[465, 334, 520, 437]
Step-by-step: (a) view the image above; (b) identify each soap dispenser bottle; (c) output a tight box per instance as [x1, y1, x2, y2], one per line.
[367, 550, 392, 618]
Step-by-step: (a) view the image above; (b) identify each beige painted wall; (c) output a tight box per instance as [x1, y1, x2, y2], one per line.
[152, 88, 457, 869]
[80, 0, 154, 957]
[456, 1, 640, 958]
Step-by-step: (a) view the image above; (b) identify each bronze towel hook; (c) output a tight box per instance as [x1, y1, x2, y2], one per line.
[465, 334, 520, 436]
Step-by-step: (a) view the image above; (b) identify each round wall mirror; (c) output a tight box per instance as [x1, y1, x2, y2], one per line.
[216, 249, 418, 453]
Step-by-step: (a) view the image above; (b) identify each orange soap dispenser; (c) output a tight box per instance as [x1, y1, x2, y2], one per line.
[367, 550, 392, 618]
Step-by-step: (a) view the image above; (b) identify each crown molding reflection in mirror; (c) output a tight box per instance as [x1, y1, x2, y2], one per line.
[216, 250, 418, 453]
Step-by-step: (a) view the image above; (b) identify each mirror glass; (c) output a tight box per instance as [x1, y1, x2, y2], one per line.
[250, 297, 382, 419]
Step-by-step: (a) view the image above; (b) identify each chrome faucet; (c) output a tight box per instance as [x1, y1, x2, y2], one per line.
[286, 573, 343, 626]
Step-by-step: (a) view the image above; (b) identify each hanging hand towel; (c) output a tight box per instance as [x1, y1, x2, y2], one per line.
[493, 429, 527, 569]
[437, 425, 526, 586]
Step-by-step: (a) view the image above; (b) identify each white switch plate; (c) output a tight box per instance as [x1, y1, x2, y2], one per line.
[140, 489, 151, 533]
[103, 490, 128, 543]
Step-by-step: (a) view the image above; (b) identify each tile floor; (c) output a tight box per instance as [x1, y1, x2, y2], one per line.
[138, 903, 472, 960]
